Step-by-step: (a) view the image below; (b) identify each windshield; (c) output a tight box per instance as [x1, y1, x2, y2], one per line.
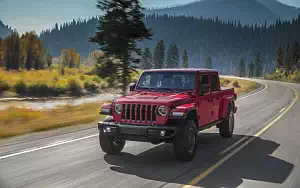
[136, 71, 196, 92]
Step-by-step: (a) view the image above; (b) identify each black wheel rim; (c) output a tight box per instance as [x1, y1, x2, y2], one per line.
[188, 128, 196, 153]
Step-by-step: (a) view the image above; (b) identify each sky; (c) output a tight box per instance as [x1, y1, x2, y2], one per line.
[0, 0, 300, 35]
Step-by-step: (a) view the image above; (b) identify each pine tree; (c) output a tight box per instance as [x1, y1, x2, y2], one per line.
[238, 57, 246, 77]
[248, 60, 255, 77]
[0, 37, 4, 67]
[291, 41, 299, 72]
[153, 40, 165, 69]
[4, 30, 21, 70]
[140, 48, 152, 69]
[89, 0, 152, 94]
[275, 47, 284, 71]
[172, 44, 179, 68]
[283, 45, 292, 73]
[25, 47, 32, 70]
[166, 44, 174, 68]
[182, 49, 188, 68]
[205, 56, 213, 69]
[254, 51, 263, 77]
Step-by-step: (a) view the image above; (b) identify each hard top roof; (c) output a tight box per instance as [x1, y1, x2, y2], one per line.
[143, 68, 218, 73]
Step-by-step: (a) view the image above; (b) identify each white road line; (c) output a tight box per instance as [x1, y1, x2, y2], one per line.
[0, 78, 268, 160]
[237, 82, 268, 100]
[0, 133, 99, 160]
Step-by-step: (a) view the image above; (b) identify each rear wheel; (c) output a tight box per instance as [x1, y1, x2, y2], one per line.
[173, 120, 197, 161]
[99, 116, 126, 154]
[219, 106, 234, 138]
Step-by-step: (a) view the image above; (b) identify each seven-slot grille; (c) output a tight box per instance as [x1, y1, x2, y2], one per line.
[121, 104, 157, 123]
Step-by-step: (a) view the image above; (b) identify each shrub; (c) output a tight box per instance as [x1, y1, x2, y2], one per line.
[0, 80, 9, 91]
[232, 80, 240, 88]
[68, 79, 83, 96]
[15, 81, 27, 95]
[220, 79, 231, 87]
[84, 80, 99, 92]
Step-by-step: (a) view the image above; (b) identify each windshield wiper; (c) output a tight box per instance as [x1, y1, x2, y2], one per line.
[136, 87, 157, 92]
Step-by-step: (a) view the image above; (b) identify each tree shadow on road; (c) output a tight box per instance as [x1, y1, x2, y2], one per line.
[104, 133, 294, 188]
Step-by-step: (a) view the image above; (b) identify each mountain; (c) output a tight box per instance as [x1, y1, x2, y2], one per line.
[146, 0, 300, 25]
[0, 20, 12, 38]
[257, 0, 300, 21]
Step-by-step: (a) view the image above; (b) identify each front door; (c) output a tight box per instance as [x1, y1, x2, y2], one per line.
[197, 74, 212, 126]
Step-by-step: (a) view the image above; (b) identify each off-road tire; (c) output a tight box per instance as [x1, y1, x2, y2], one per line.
[219, 106, 234, 138]
[173, 120, 197, 161]
[99, 116, 126, 154]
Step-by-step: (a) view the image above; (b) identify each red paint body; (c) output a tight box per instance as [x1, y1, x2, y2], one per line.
[103, 69, 237, 128]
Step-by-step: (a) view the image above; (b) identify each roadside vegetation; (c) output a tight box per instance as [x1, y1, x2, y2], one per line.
[0, 102, 107, 138]
[220, 78, 259, 96]
[264, 41, 300, 83]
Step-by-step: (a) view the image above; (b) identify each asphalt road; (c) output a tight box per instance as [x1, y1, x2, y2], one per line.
[1, 78, 300, 188]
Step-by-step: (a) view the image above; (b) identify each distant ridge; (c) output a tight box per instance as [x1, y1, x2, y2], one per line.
[146, 0, 300, 25]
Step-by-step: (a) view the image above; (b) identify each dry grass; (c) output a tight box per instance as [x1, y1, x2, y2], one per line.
[0, 102, 107, 138]
[220, 77, 259, 96]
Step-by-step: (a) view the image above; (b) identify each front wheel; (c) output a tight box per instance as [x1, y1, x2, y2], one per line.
[99, 117, 126, 154]
[173, 120, 197, 161]
[219, 106, 234, 138]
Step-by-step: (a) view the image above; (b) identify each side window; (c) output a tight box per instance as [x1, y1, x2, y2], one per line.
[198, 74, 209, 96]
[211, 74, 219, 92]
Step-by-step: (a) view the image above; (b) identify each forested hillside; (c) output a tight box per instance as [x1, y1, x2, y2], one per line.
[39, 18, 99, 58]
[146, 0, 300, 26]
[39, 14, 300, 74]
[0, 20, 12, 38]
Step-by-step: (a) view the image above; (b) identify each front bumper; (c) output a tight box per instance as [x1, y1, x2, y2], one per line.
[98, 121, 178, 142]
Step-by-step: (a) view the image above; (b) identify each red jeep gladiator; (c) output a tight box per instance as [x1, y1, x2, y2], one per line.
[98, 69, 237, 161]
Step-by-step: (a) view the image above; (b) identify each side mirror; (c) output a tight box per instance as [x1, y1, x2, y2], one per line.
[129, 83, 136, 92]
[199, 84, 210, 96]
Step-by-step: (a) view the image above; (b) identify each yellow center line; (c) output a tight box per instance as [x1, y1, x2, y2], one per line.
[182, 87, 299, 188]
[279, 108, 286, 113]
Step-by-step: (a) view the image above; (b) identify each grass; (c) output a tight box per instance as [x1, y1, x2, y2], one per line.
[0, 102, 107, 138]
[220, 77, 259, 96]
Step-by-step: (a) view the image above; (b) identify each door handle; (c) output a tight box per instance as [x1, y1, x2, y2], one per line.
[208, 98, 213, 102]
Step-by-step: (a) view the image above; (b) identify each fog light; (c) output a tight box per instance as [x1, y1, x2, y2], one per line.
[160, 130, 166, 137]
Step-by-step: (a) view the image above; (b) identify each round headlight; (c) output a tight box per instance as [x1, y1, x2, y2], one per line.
[157, 105, 168, 116]
[114, 104, 123, 114]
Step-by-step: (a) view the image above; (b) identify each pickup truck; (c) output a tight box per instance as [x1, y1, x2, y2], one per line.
[98, 69, 237, 161]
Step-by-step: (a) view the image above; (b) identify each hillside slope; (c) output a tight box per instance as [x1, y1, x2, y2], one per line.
[146, 0, 299, 25]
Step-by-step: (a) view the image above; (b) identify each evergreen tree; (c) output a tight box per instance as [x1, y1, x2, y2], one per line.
[248, 60, 255, 77]
[89, 0, 152, 94]
[275, 47, 284, 71]
[291, 41, 299, 72]
[4, 30, 21, 70]
[46, 53, 53, 69]
[182, 49, 188, 68]
[25, 47, 32, 70]
[283, 45, 292, 73]
[153, 40, 165, 69]
[140, 48, 152, 69]
[205, 56, 213, 69]
[238, 57, 246, 77]
[0, 37, 4, 67]
[254, 51, 263, 77]
[172, 44, 179, 68]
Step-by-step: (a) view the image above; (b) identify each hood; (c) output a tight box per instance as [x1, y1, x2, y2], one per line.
[115, 92, 193, 105]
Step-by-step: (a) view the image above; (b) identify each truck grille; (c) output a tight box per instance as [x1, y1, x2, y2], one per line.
[121, 104, 157, 123]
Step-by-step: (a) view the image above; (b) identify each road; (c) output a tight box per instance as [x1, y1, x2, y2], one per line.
[0, 78, 300, 188]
